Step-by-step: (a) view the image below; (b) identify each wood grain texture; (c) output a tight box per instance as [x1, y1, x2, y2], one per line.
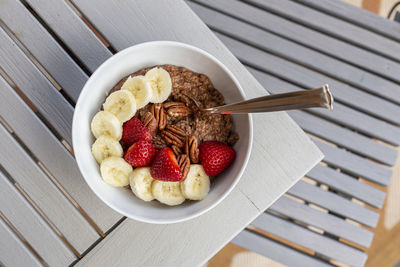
[191, 0, 400, 83]
[0, 171, 75, 266]
[270, 196, 374, 247]
[252, 213, 368, 267]
[0, 76, 121, 233]
[72, 0, 322, 265]
[232, 229, 331, 267]
[0, 216, 43, 267]
[0, 0, 87, 102]
[294, 0, 400, 42]
[288, 180, 379, 227]
[189, 0, 400, 90]
[0, 124, 99, 254]
[245, 0, 400, 63]
[0, 26, 73, 144]
[25, 0, 112, 73]
[217, 33, 400, 145]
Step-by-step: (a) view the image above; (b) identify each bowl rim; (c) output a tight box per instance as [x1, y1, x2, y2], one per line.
[72, 41, 253, 224]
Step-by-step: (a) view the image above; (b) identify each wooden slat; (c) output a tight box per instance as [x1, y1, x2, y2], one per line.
[191, 0, 400, 83]
[0, 26, 73, 144]
[0, 76, 121, 233]
[313, 139, 392, 186]
[252, 213, 368, 267]
[247, 66, 398, 166]
[0, 171, 75, 266]
[288, 181, 379, 227]
[0, 124, 99, 254]
[295, 0, 400, 42]
[307, 164, 386, 209]
[25, 0, 112, 72]
[270, 196, 374, 247]
[71, 0, 323, 266]
[232, 229, 331, 267]
[246, 0, 400, 63]
[0, 216, 43, 267]
[0, 0, 87, 102]
[216, 33, 400, 145]
[190, 2, 400, 104]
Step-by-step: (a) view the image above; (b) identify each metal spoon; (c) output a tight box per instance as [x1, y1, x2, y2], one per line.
[187, 84, 333, 114]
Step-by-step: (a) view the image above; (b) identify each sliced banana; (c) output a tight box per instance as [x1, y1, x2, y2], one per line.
[129, 167, 155, 201]
[121, 75, 152, 109]
[103, 90, 137, 122]
[91, 135, 123, 164]
[152, 180, 185, 206]
[91, 111, 122, 140]
[181, 164, 210, 200]
[145, 67, 172, 103]
[100, 157, 132, 187]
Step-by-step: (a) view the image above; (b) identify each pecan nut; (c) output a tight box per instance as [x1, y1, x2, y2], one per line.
[150, 103, 167, 130]
[161, 125, 186, 147]
[141, 112, 157, 133]
[177, 154, 190, 179]
[164, 102, 190, 118]
[171, 145, 182, 157]
[184, 135, 199, 163]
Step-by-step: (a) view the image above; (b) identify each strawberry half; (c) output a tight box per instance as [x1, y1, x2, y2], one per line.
[199, 141, 236, 176]
[122, 116, 152, 146]
[150, 147, 183, 181]
[124, 140, 157, 167]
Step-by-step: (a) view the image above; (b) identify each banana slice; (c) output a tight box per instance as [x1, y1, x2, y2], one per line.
[91, 135, 123, 164]
[129, 167, 155, 201]
[91, 111, 122, 140]
[152, 180, 185, 206]
[100, 157, 132, 187]
[103, 90, 136, 122]
[180, 164, 210, 200]
[121, 76, 152, 109]
[145, 67, 172, 103]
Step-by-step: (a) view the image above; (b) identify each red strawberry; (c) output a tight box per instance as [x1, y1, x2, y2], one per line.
[199, 141, 236, 176]
[150, 148, 183, 181]
[124, 140, 157, 167]
[122, 117, 152, 146]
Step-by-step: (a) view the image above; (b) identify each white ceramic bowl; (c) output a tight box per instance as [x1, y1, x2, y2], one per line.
[72, 41, 253, 224]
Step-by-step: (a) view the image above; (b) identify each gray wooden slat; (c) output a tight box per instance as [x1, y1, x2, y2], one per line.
[0, 76, 121, 233]
[295, 0, 400, 42]
[270, 196, 374, 247]
[0, 216, 43, 267]
[0, 124, 99, 254]
[252, 213, 368, 267]
[0, 171, 75, 266]
[232, 229, 331, 267]
[0, 26, 73, 145]
[217, 33, 400, 145]
[190, 2, 400, 104]
[313, 139, 392, 186]
[246, 67, 399, 166]
[191, 0, 400, 83]
[0, 0, 87, 102]
[245, 0, 400, 63]
[25, 0, 112, 72]
[307, 164, 386, 209]
[288, 180, 379, 227]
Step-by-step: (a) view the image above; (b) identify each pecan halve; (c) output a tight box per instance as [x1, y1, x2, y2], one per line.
[177, 154, 190, 179]
[171, 145, 182, 157]
[164, 102, 190, 118]
[141, 112, 157, 133]
[150, 103, 167, 130]
[184, 135, 199, 163]
[161, 125, 186, 147]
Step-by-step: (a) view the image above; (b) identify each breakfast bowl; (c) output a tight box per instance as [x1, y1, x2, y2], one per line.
[72, 41, 253, 224]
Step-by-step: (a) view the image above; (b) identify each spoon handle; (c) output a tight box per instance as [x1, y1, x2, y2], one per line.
[204, 84, 333, 114]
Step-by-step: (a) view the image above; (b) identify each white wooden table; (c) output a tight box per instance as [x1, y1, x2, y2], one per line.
[0, 0, 323, 266]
